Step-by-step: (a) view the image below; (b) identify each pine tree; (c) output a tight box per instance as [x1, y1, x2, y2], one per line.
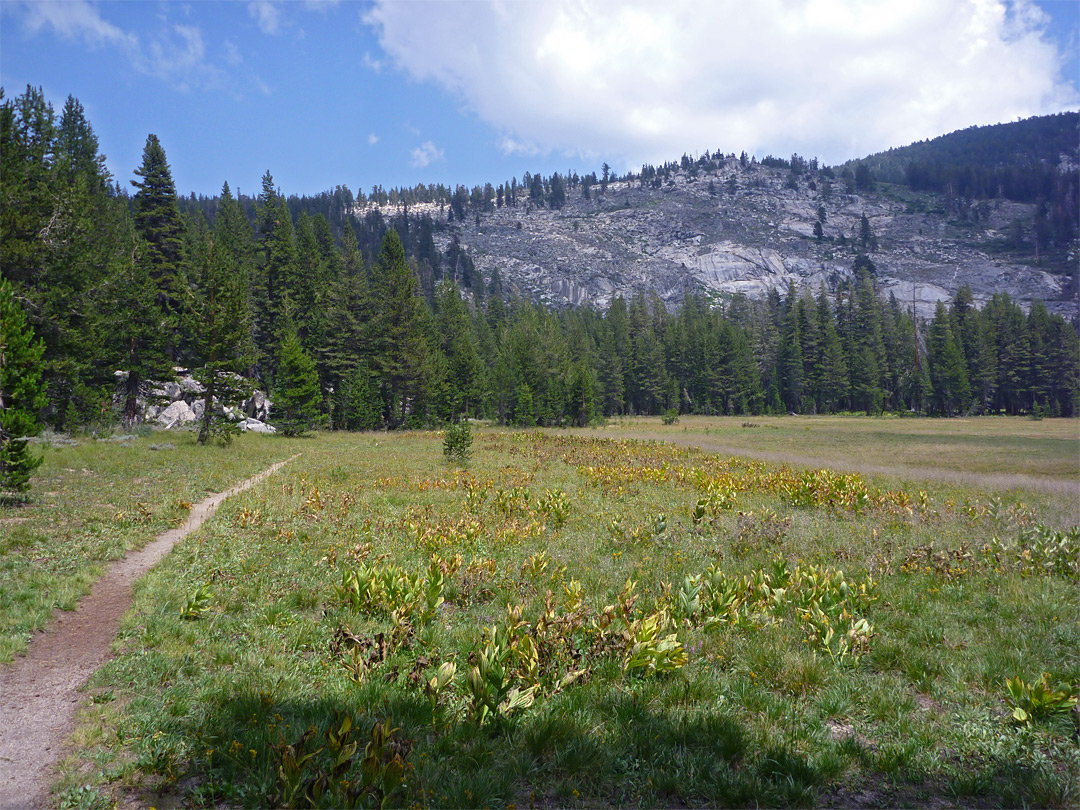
[0, 278, 46, 495]
[567, 360, 597, 426]
[320, 227, 373, 425]
[849, 268, 887, 413]
[927, 301, 971, 415]
[626, 293, 667, 414]
[2, 87, 120, 425]
[99, 216, 175, 426]
[273, 327, 321, 436]
[433, 279, 486, 419]
[294, 211, 332, 351]
[777, 289, 804, 412]
[601, 297, 629, 415]
[131, 134, 186, 329]
[985, 293, 1029, 414]
[55, 96, 109, 191]
[815, 285, 848, 412]
[0, 86, 55, 292]
[370, 229, 429, 427]
[190, 183, 255, 444]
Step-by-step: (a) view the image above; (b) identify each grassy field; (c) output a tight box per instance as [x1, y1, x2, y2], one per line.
[4, 417, 1077, 809]
[590, 415, 1080, 496]
[0, 430, 305, 662]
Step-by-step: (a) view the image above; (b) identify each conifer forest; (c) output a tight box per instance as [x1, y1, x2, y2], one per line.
[2, 86, 1078, 455]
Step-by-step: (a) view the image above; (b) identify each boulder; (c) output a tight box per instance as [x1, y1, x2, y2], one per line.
[192, 397, 225, 419]
[157, 400, 197, 429]
[243, 390, 271, 421]
[238, 417, 276, 434]
[159, 381, 183, 401]
[179, 376, 206, 396]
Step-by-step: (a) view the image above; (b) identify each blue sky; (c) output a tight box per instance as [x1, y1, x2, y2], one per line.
[2, 0, 1077, 199]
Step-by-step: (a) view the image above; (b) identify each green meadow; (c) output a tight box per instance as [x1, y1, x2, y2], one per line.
[4, 418, 1077, 809]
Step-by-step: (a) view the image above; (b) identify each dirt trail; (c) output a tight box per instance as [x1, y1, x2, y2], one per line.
[0, 455, 298, 810]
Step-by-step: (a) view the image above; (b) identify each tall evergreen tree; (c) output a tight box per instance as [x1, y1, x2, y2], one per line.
[2, 87, 119, 424]
[55, 95, 109, 191]
[432, 279, 486, 420]
[776, 289, 804, 412]
[985, 293, 1030, 414]
[131, 134, 186, 328]
[0, 278, 46, 495]
[273, 326, 321, 436]
[848, 268, 887, 413]
[815, 285, 848, 412]
[99, 216, 175, 426]
[626, 292, 667, 413]
[189, 183, 255, 444]
[927, 301, 971, 415]
[0, 86, 55, 292]
[371, 229, 429, 427]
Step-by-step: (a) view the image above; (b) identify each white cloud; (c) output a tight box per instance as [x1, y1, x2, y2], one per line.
[16, 1, 224, 92]
[362, 51, 384, 73]
[410, 140, 444, 168]
[223, 39, 242, 66]
[365, 0, 1079, 168]
[12, 2, 273, 95]
[368, 133, 380, 145]
[20, 0, 137, 51]
[134, 23, 223, 91]
[248, 0, 282, 35]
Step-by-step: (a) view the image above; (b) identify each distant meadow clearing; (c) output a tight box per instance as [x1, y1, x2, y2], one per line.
[4, 416, 1077, 809]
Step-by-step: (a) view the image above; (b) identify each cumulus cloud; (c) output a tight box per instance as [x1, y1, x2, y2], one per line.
[410, 140, 444, 167]
[365, 0, 1079, 168]
[368, 133, 380, 145]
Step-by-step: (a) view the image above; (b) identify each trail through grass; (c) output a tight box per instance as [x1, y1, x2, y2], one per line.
[0, 431, 302, 661]
[5, 418, 1075, 809]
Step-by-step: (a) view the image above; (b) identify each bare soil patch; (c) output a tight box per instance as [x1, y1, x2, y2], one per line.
[0, 456, 297, 809]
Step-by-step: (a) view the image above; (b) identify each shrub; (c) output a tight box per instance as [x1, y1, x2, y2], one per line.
[443, 419, 473, 464]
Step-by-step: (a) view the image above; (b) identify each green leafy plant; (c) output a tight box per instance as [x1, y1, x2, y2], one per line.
[275, 714, 411, 809]
[661, 408, 680, 425]
[205, 414, 241, 446]
[179, 585, 213, 620]
[623, 610, 688, 675]
[1004, 674, 1078, 724]
[56, 785, 114, 810]
[425, 660, 457, 726]
[537, 489, 571, 528]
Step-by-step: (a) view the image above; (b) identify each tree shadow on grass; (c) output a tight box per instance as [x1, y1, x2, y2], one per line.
[162, 676, 832, 809]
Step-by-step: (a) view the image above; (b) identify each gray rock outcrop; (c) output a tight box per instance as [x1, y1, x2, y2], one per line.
[115, 368, 272, 428]
[157, 400, 197, 429]
[361, 159, 1075, 319]
[238, 418, 276, 434]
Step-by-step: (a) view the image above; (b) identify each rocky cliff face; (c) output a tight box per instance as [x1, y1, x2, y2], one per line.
[366, 158, 1075, 319]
